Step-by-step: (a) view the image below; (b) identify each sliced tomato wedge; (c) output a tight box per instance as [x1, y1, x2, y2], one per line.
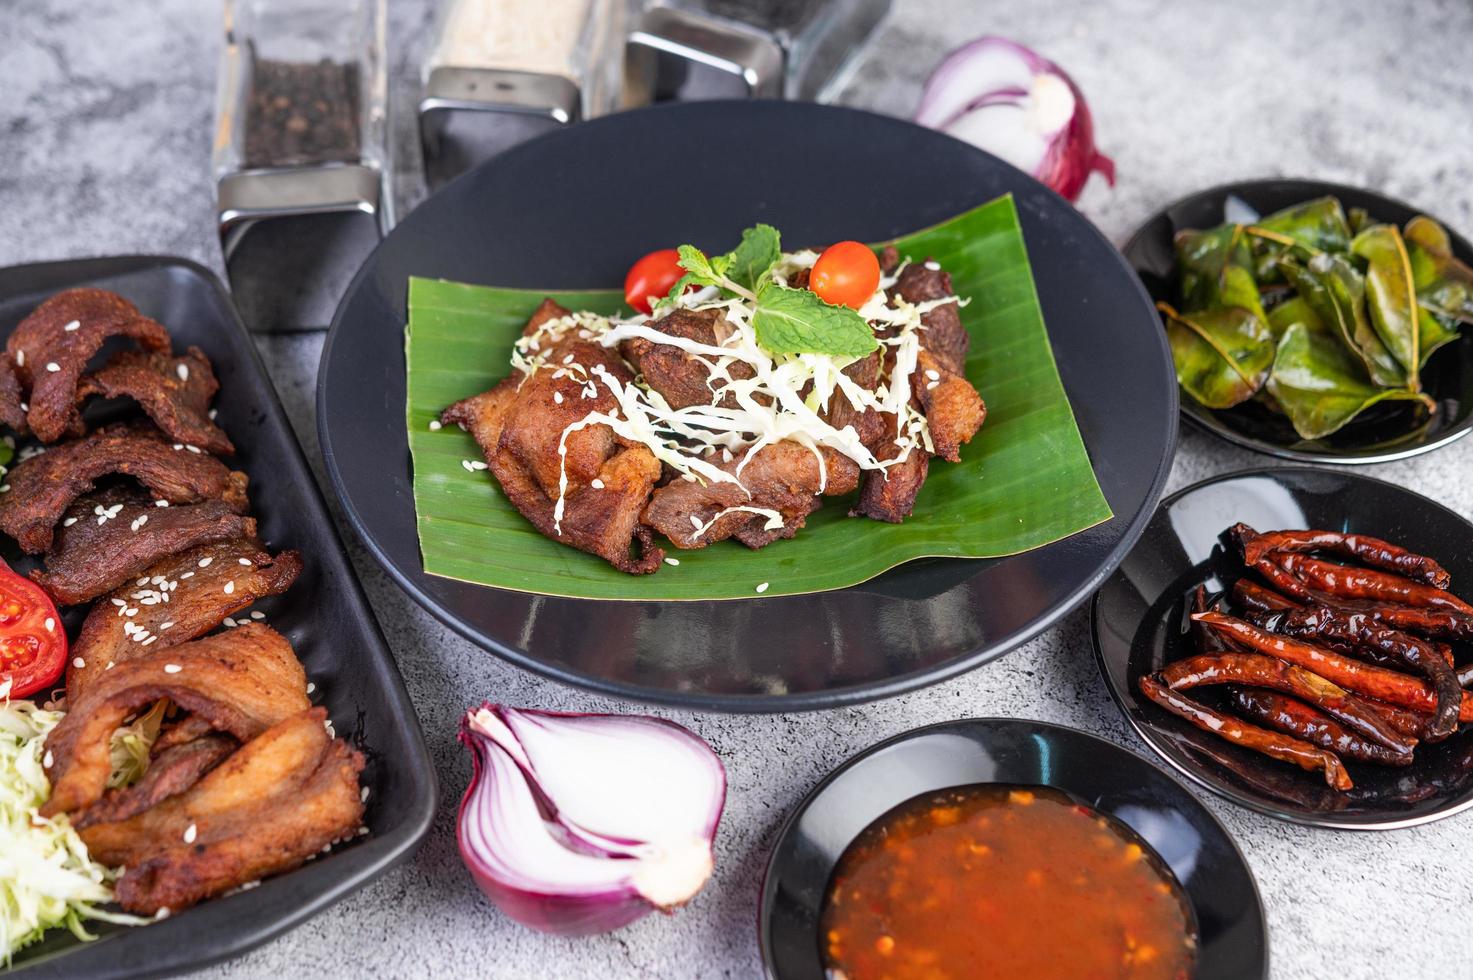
[0, 561, 65, 700]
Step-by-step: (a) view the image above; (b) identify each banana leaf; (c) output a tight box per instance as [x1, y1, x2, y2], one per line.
[404, 194, 1111, 601]
[1350, 224, 1420, 386]
[1281, 254, 1407, 389]
[1160, 302, 1274, 408]
[1405, 215, 1473, 325]
[1175, 224, 1265, 320]
[1267, 322, 1433, 440]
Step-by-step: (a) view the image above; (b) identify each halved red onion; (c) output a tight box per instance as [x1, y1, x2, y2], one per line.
[915, 36, 1115, 202]
[457, 704, 726, 936]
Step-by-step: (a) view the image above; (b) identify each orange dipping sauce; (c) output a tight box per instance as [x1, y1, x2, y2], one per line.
[819, 784, 1197, 980]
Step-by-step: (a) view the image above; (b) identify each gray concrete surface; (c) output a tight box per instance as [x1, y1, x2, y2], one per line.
[4, 1, 1473, 977]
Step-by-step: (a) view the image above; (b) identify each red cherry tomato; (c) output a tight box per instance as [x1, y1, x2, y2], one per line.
[624, 248, 685, 315]
[0, 561, 65, 700]
[809, 241, 881, 310]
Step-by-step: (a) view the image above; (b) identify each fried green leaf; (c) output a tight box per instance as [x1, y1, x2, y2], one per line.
[1175, 224, 1265, 320]
[1266, 295, 1325, 339]
[1418, 308, 1460, 367]
[1351, 224, 1420, 387]
[1405, 215, 1473, 326]
[1267, 322, 1433, 440]
[1252, 196, 1352, 253]
[1281, 254, 1407, 389]
[1160, 301, 1274, 409]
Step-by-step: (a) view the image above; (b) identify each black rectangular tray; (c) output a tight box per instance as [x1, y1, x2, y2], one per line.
[0, 256, 436, 978]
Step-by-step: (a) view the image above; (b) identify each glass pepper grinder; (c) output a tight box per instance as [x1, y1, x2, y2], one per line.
[417, 0, 627, 190]
[213, 0, 389, 332]
[624, 0, 893, 105]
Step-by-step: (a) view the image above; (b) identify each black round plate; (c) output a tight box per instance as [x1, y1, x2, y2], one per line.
[1092, 466, 1473, 828]
[758, 718, 1267, 979]
[1123, 178, 1473, 464]
[318, 101, 1176, 711]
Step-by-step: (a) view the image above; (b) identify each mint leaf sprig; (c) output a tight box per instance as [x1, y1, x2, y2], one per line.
[655, 223, 880, 359]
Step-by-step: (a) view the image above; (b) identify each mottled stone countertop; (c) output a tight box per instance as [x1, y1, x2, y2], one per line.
[3, 1, 1472, 977]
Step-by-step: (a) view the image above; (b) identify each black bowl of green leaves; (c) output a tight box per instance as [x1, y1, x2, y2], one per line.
[1124, 178, 1473, 463]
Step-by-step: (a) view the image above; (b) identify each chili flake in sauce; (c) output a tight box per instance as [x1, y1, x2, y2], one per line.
[820, 784, 1197, 980]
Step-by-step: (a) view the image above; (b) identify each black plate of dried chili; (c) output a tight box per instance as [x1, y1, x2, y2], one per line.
[1093, 465, 1473, 828]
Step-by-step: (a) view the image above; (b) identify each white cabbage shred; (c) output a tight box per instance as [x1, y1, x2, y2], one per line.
[0, 698, 146, 961]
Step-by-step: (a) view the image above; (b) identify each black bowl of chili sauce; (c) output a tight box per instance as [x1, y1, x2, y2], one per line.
[758, 718, 1267, 980]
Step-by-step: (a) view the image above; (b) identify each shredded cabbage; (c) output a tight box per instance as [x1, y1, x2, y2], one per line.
[0, 699, 146, 962]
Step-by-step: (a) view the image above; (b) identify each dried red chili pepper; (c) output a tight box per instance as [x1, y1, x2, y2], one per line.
[1160, 651, 1415, 753]
[1232, 523, 1451, 589]
[1361, 698, 1441, 741]
[1252, 556, 1316, 602]
[1272, 552, 1473, 613]
[1194, 611, 1473, 722]
[1232, 578, 1300, 613]
[1228, 687, 1414, 767]
[1137, 674, 1353, 790]
[1265, 605, 1460, 741]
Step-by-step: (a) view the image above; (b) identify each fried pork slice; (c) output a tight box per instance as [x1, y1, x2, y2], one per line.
[40, 623, 308, 817]
[67, 538, 302, 700]
[442, 299, 664, 574]
[0, 421, 249, 553]
[32, 489, 257, 606]
[72, 733, 238, 830]
[852, 255, 985, 521]
[80, 707, 365, 915]
[77, 347, 232, 455]
[643, 442, 859, 550]
[619, 307, 756, 410]
[0, 354, 28, 433]
[7, 288, 171, 442]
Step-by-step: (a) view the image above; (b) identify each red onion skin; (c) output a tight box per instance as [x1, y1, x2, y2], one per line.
[456, 728, 655, 936]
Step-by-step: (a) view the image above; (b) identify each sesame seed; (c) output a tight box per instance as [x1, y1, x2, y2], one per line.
[159, 621, 174, 630]
[111, 598, 126, 607]
[721, 448, 733, 463]
[239, 557, 252, 565]
[183, 823, 197, 843]
[250, 611, 265, 620]
[198, 557, 212, 567]
[63, 517, 77, 527]
[45, 362, 59, 373]
[43, 750, 52, 768]
[427, 419, 443, 432]
[138, 577, 149, 585]
[360, 786, 370, 802]
[924, 260, 941, 271]
[689, 515, 702, 530]
[925, 369, 940, 381]
[179, 571, 194, 579]
[755, 582, 770, 593]
[125, 608, 138, 617]
[926, 380, 939, 390]
[664, 557, 680, 566]
[156, 499, 169, 507]
[63, 320, 79, 332]
[173, 443, 184, 450]
[224, 617, 237, 627]
[208, 409, 217, 420]
[224, 581, 235, 595]
[44, 618, 54, 632]
[105, 661, 114, 670]
[162, 662, 180, 674]
[72, 657, 85, 668]
[155, 908, 170, 920]
[185, 445, 201, 454]
[562, 354, 575, 364]
[553, 391, 563, 404]
[123, 622, 138, 635]
[130, 515, 148, 531]
[13, 350, 22, 366]
[177, 363, 190, 382]
[306, 682, 316, 694]
[590, 478, 605, 489]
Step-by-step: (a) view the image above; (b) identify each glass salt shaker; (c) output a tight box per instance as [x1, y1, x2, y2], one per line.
[417, 0, 627, 190]
[625, 0, 893, 104]
[213, 0, 389, 332]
